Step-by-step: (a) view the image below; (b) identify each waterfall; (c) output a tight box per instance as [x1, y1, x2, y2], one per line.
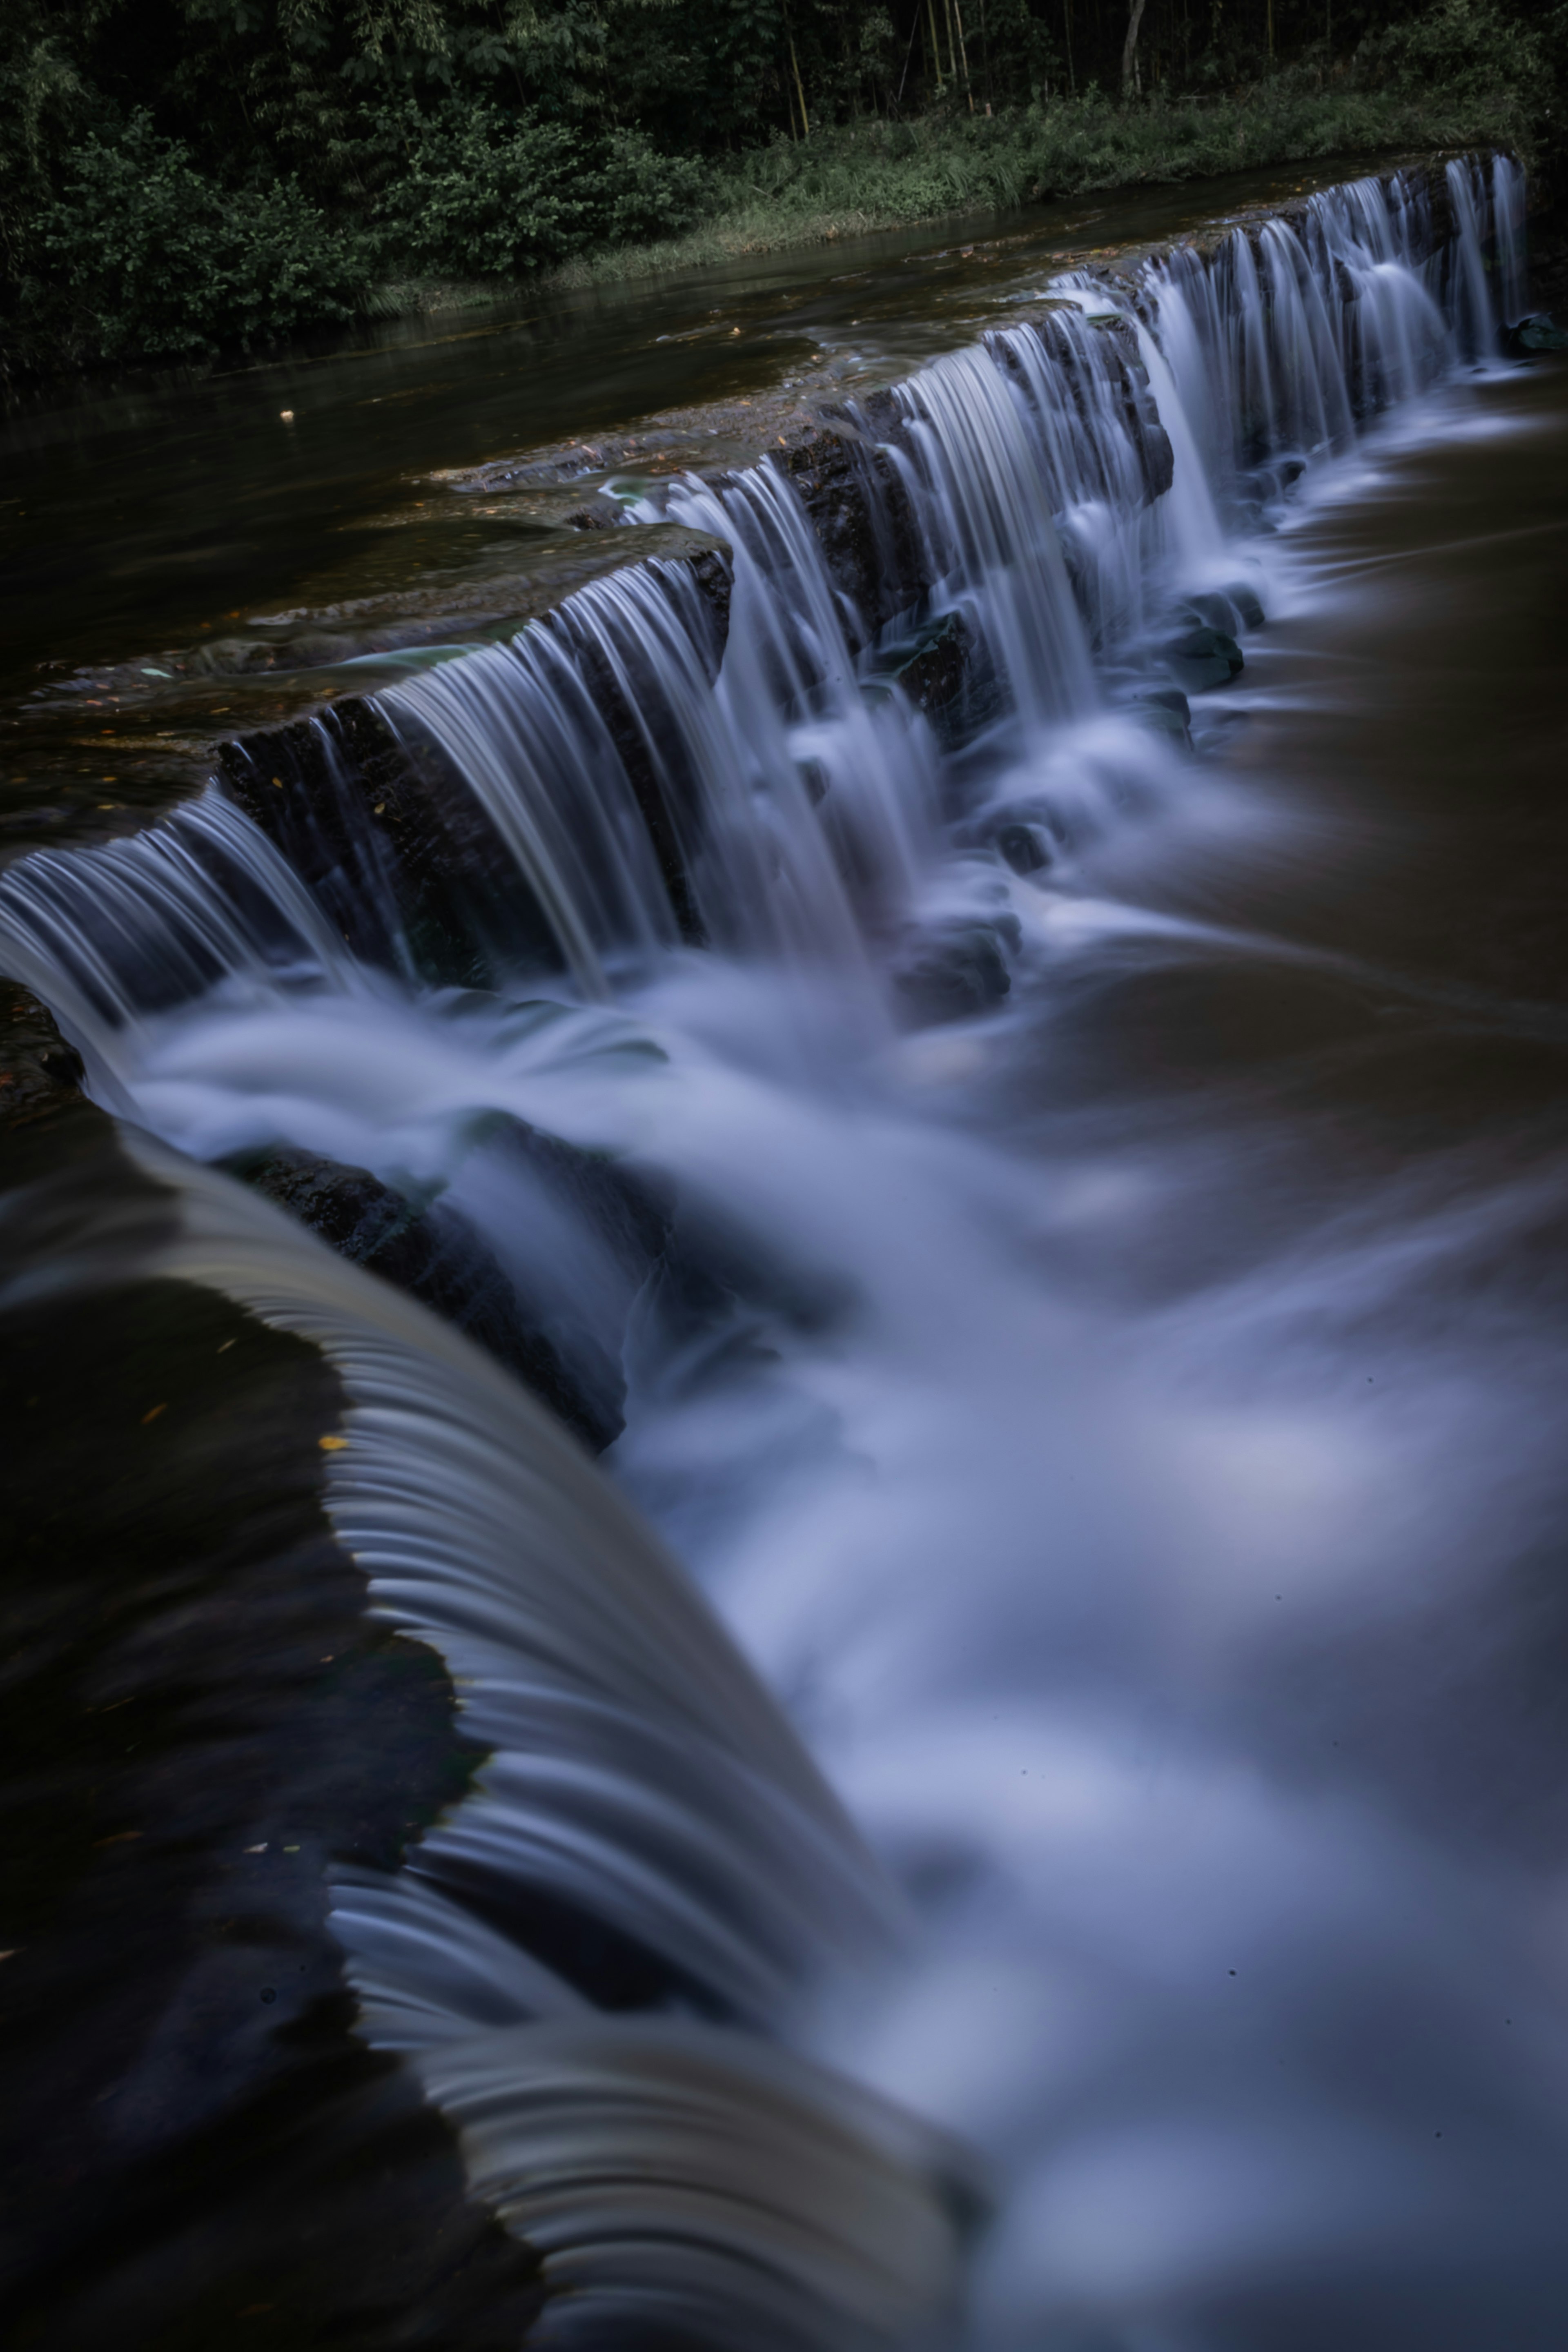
[1125, 164, 1497, 528]
[880, 340, 1099, 723]
[3, 1120, 975, 2348]
[3, 161, 1520, 1036]
[0, 791, 353, 1111]
[0, 153, 1541, 2352]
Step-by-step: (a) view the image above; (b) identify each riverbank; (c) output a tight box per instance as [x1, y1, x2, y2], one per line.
[2, 61, 1544, 391]
[544, 77, 1538, 293]
[366, 84, 1542, 325]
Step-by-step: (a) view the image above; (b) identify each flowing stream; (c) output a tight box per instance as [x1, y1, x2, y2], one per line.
[5, 155, 1568, 2349]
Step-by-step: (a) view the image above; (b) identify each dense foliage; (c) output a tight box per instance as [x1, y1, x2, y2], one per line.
[0, 0, 1559, 375]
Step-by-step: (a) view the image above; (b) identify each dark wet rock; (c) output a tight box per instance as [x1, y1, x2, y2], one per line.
[956, 797, 1060, 863]
[868, 608, 975, 728]
[227, 1144, 626, 1452]
[1036, 311, 1175, 508]
[1180, 587, 1263, 640]
[1501, 313, 1568, 356]
[190, 621, 496, 679]
[169, 526, 731, 694]
[994, 821, 1052, 876]
[1181, 591, 1242, 638]
[893, 917, 1018, 1025]
[1, 983, 87, 1130]
[0, 1123, 541, 2350]
[561, 503, 616, 529]
[1220, 580, 1266, 630]
[782, 397, 924, 644]
[0, 804, 69, 835]
[222, 546, 733, 981]
[898, 610, 972, 717]
[1164, 622, 1244, 693]
[1133, 688, 1193, 748]
[467, 1111, 678, 1434]
[37, 1042, 85, 1088]
[222, 700, 520, 989]
[868, 607, 1008, 755]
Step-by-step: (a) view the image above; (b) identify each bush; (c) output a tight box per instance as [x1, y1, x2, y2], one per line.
[1362, 0, 1544, 102]
[369, 101, 597, 276]
[368, 104, 715, 276]
[593, 127, 714, 245]
[31, 113, 366, 361]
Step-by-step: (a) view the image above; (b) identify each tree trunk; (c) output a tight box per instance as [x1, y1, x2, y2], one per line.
[788, 27, 810, 136]
[953, 0, 977, 109]
[1121, 0, 1149, 93]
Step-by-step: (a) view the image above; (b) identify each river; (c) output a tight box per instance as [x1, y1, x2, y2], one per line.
[3, 154, 1567, 2352]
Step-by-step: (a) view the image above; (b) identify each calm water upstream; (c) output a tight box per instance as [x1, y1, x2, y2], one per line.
[0, 156, 1415, 701]
[4, 156, 1568, 2352]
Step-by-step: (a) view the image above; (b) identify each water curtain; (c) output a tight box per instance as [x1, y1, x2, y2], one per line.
[0, 153, 1529, 2351]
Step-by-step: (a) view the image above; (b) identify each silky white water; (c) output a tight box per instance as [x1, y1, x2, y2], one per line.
[4, 159, 1562, 2348]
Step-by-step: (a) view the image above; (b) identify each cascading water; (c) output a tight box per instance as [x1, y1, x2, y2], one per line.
[2, 154, 1557, 2349]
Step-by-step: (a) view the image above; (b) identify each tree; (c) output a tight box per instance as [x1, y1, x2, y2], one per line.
[1121, 0, 1147, 93]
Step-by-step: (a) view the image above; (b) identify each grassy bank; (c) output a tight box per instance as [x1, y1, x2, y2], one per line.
[543, 74, 1537, 293]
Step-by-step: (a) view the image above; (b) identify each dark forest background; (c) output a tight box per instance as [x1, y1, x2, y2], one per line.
[2, 0, 1561, 375]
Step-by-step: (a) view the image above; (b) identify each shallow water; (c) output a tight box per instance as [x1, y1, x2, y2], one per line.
[0, 154, 1412, 704]
[4, 159, 1568, 2349]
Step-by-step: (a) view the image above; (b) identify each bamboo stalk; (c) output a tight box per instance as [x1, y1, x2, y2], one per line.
[953, 0, 977, 109]
[789, 25, 810, 136]
[897, 0, 922, 105]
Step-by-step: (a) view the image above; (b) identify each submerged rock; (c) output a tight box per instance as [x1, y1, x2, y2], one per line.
[1133, 686, 1193, 747]
[993, 821, 1052, 876]
[1182, 587, 1264, 639]
[1180, 583, 1266, 636]
[893, 916, 1020, 1026]
[1220, 580, 1267, 630]
[1500, 314, 1568, 356]
[227, 1146, 626, 1452]
[866, 608, 977, 739]
[1164, 622, 1245, 694]
[956, 800, 1059, 872]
